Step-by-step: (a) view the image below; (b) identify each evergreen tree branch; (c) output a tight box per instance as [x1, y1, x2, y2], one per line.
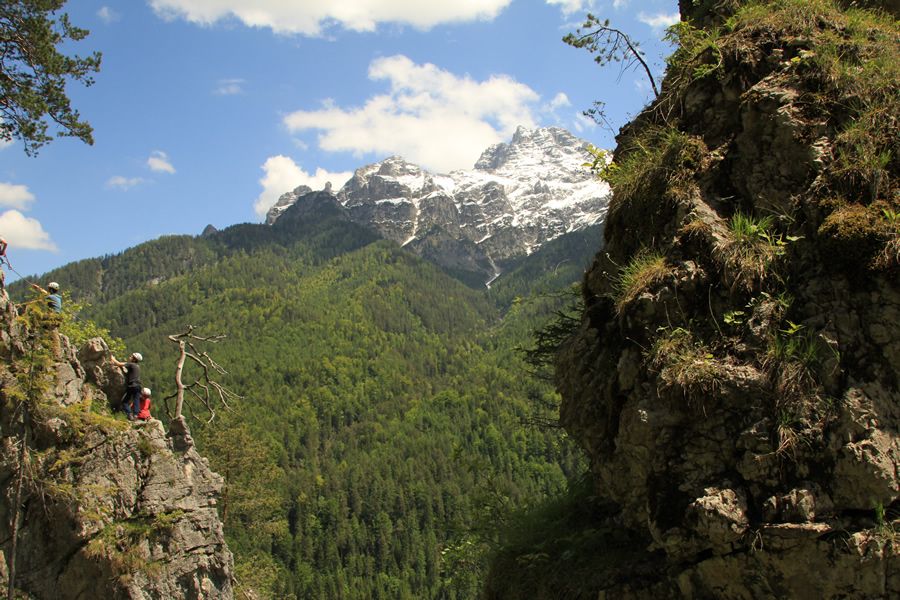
[563, 14, 660, 99]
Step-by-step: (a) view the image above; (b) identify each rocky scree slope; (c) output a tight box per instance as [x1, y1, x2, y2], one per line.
[491, 1, 900, 597]
[0, 291, 234, 599]
[266, 126, 610, 284]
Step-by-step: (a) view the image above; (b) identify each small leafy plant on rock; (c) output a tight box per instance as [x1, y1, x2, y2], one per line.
[649, 327, 725, 413]
[720, 212, 794, 292]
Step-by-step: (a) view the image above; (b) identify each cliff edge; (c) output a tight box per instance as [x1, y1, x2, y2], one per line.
[0, 289, 234, 598]
[488, 0, 898, 597]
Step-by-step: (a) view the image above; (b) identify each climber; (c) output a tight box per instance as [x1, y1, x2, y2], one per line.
[31, 281, 62, 313]
[0, 237, 6, 288]
[111, 352, 144, 420]
[136, 387, 153, 422]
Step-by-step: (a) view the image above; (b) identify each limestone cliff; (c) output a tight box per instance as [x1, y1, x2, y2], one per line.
[0, 291, 234, 598]
[488, 0, 898, 597]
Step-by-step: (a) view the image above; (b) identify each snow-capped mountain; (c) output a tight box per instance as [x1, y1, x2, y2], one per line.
[266, 126, 610, 283]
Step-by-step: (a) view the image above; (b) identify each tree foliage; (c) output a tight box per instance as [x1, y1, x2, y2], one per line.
[57, 293, 126, 356]
[26, 213, 600, 598]
[0, 0, 101, 155]
[563, 13, 660, 126]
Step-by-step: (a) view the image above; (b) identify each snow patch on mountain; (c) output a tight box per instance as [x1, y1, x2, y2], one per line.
[266, 126, 610, 282]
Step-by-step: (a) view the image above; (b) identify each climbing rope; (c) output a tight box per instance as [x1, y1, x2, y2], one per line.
[1, 253, 86, 325]
[1, 254, 40, 288]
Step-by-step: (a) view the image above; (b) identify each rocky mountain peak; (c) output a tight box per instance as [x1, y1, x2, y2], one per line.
[265, 184, 315, 225]
[474, 126, 583, 172]
[266, 126, 610, 283]
[376, 155, 424, 178]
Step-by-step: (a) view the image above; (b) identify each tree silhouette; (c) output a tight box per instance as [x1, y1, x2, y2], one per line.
[0, 0, 102, 155]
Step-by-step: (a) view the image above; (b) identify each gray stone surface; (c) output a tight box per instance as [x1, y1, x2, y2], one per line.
[546, 2, 900, 598]
[0, 292, 234, 599]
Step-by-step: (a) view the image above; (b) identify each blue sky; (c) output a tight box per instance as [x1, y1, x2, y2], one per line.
[0, 0, 679, 280]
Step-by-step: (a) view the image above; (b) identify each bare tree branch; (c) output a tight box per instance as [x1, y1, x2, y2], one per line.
[166, 326, 242, 424]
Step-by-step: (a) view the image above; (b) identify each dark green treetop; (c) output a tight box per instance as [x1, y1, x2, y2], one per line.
[0, 0, 102, 155]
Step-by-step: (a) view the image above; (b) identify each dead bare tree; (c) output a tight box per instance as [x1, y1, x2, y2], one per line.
[165, 326, 242, 425]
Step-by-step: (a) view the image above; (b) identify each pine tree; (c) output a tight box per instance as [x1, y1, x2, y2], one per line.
[0, 0, 101, 155]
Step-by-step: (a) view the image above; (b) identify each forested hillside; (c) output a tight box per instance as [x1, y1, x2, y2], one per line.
[12, 203, 601, 598]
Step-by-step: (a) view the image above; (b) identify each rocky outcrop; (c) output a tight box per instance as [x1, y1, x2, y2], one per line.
[490, 1, 899, 598]
[265, 127, 610, 283]
[0, 293, 234, 598]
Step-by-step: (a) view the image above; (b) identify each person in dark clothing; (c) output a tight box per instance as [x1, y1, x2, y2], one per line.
[112, 352, 143, 419]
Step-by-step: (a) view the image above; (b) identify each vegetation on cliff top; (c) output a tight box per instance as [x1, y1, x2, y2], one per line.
[488, 0, 899, 596]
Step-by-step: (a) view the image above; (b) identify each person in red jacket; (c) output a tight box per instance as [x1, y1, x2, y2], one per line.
[136, 387, 152, 421]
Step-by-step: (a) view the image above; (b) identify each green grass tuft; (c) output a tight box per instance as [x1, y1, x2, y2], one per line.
[612, 250, 669, 313]
[649, 327, 724, 413]
[721, 212, 791, 291]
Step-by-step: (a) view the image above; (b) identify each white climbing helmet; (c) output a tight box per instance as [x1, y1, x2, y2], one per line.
[48, 282, 59, 292]
[142, 387, 151, 396]
[131, 352, 143, 362]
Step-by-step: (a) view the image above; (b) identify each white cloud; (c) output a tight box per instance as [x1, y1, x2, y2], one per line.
[0, 183, 35, 210]
[283, 55, 541, 173]
[147, 150, 176, 174]
[254, 156, 352, 218]
[0, 210, 56, 251]
[638, 11, 680, 29]
[106, 176, 147, 191]
[214, 78, 245, 95]
[546, 92, 571, 111]
[542, 92, 572, 124]
[573, 112, 598, 133]
[546, 0, 588, 15]
[149, 0, 512, 35]
[546, 0, 629, 14]
[97, 6, 120, 24]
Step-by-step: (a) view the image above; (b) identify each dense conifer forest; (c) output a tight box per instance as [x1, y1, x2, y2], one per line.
[13, 211, 601, 598]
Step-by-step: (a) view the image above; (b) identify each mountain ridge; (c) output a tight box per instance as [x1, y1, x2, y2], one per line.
[3, 127, 605, 600]
[265, 126, 610, 283]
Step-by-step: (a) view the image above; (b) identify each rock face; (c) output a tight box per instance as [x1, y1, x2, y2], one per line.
[491, 1, 899, 598]
[0, 292, 234, 598]
[265, 127, 609, 283]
